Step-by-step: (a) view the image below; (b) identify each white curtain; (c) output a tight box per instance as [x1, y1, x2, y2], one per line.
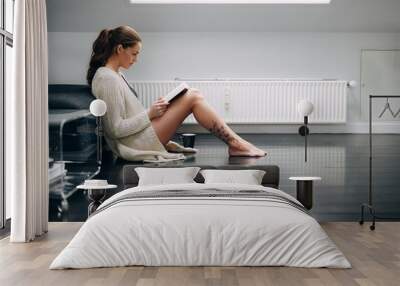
[9, 0, 49, 242]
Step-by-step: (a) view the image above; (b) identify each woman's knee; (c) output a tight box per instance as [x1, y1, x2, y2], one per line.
[187, 88, 204, 105]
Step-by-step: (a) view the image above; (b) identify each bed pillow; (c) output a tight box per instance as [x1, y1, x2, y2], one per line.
[135, 167, 201, 186]
[200, 169, 266, 185]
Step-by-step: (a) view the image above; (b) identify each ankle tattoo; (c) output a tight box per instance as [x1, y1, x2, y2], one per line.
[208, 121, 237, 145]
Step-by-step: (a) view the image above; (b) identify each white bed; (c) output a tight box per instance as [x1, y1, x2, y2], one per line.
[50, 183, 351, 269]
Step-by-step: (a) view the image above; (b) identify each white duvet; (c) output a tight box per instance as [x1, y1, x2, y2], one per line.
[50, 183, 351, 269]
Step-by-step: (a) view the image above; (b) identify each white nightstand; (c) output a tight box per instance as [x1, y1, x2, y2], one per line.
[77, 183, 117, 216]
[289, 177, 321, 210]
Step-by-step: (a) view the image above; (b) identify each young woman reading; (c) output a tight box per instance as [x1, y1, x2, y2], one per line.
[88, 26, 266, 162]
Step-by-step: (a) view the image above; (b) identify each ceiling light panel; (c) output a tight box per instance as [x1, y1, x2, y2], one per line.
[129, 0, 331, 4]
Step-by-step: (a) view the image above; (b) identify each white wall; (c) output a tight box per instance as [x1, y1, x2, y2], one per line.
[48, 32, 400, 133]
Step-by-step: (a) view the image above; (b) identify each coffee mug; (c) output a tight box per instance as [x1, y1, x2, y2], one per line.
[180, 133, 196, 148]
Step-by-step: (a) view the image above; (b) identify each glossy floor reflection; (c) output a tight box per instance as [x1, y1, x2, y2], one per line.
[49, 134, 400, 222]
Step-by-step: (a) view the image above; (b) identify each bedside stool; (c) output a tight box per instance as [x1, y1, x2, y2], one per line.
[289, 177, 321, 210]
[77, 184, 117, 216]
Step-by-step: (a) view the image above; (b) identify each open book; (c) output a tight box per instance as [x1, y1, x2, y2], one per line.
[164, 82, 189, 102]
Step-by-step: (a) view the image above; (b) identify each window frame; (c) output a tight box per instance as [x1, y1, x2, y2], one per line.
[1, 0, 14, 230]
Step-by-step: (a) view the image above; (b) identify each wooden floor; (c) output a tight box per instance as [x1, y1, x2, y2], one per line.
[0, 222, 399, 286]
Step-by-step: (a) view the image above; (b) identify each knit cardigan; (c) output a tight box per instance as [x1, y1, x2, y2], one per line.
[91, 67, 184, 162]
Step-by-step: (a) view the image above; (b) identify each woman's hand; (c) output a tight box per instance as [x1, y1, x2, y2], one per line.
[147, 97, 169, 120]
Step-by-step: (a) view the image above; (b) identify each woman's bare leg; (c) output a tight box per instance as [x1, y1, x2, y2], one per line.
[151, 89, 266, 157]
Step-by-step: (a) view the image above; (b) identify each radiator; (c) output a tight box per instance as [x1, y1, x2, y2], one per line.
[131, 80, 347, 124]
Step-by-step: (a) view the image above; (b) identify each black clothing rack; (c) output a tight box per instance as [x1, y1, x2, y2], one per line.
[359, 95, 400, 230]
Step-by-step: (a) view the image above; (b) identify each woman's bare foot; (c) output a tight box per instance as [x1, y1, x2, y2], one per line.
[165, 141, 198, 153]
[206, 120, 266, 157]
[228, 139, 266, 157]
